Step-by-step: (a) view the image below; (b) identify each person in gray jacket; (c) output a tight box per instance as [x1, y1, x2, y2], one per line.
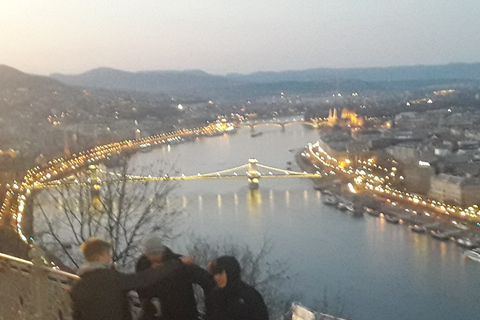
[70, 238, 188, 320]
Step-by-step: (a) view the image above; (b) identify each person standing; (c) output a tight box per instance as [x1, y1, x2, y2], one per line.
[135, 236, 215, 320]
[70, 238, 186, 320]
[206, 255, 269, 320]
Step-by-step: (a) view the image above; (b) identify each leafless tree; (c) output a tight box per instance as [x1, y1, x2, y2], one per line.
[32, 158, 181, 271]
[185, 235, 293, 319]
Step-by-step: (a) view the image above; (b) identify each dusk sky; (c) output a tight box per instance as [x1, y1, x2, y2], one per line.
[2, 0, 479, 75]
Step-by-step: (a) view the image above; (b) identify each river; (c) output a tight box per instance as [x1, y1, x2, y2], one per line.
[129, 120, 480, 320]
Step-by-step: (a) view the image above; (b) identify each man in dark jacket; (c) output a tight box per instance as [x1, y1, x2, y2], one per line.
[70, 237, 187, 320]
[206, 255, 269, 320]
[135, 236, 215, 320]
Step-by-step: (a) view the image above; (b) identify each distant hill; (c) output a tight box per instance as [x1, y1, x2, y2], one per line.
[51, 68, 242, 96]
[0, 65, 66, 91]
[50, 63, 480, 98]
[226, 63, 480, 83]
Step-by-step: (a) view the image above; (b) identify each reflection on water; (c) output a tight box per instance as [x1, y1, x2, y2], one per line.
[217, 194, 222, 212]
[130, 122, 480, 320]
[197, 195, 203, 212]
[285, 190, 290, 208]
[182, 196, 188, 209]
[247, 190, 262, 217]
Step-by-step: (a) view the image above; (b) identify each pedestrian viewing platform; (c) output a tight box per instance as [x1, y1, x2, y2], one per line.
[0, 250, 77, 320]
[0, 250, 343, 320]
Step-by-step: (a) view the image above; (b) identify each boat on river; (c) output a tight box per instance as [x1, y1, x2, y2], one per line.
[251, 132, 263, 138]
[385, 214, 400, 224]
[337, 202, 348, 211]
[456, 237, 476, 249]
[206, 130, 224, 137]
[225, 126, 237, 134]
[430, 230, 449, 241]
[352, 206, 364, 218]
[140, 143, 153, 153]
[345, 202, 355, 212]
[464, 248, 480, 262]
[364, 207, 380, 217]
[322, 194, 338, 206]
[410, 224, 427, 233]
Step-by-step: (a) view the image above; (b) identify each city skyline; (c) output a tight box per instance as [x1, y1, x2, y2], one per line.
[1, 0, 480, 76]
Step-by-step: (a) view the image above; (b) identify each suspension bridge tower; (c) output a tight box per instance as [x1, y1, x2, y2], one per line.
[247, 159, 261, 190]
[88, 165, 102, 213]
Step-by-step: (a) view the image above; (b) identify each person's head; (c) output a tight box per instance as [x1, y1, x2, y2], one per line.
[141, 236, 168, 266]
[209, 255, 241, 288]
[80, 238, 112, 263]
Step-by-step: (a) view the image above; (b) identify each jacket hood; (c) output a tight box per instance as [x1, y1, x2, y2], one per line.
[214, 255, 241, 286]
[77, 261, 112, 276]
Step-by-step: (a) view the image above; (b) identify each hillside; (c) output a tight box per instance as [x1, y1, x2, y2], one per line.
[51, 68, 242, 96]
[226, 63, 480, 83]
[0, 65, 199, 167]
[51, 63, 480, 99]
[0, 65, 66, 91]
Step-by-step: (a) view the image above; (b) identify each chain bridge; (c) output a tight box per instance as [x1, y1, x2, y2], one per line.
[34, 159, 322, 191]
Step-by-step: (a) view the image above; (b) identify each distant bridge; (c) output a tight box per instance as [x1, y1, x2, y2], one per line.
[238, 119, 322, 130]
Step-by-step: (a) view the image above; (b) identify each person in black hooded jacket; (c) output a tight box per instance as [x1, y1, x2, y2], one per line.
[206, 255, 269, 320]
[135, 237, 215, 320]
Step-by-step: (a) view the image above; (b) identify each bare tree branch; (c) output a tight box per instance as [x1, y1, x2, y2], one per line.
[32, 156, 180, 271]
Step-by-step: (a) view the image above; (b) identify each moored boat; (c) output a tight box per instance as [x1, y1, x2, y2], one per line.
[346, 203, 355, 212]
[430, 230, 449, 241]
[464, 248, 480, 262]
[364, 208, 380, 217]
[385, 215, 400, 224]
[410, 224, 426, 233]
[337, 202, 348, 211]
[225, 126, 237, 133]
[456, 237, 476, 249]
[251, 132, 263, 137]
[352, 207, 364, 218]
[351, 203, 364, 217]
[140, 143, 153, 153]
[322, 194, 338, 206]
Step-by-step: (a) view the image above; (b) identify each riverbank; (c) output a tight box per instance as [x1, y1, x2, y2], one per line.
[294, 149, 480, 249]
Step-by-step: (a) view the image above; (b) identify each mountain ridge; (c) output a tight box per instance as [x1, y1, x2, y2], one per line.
[0, 65, 65, 90]
[47, 62, 480, 98]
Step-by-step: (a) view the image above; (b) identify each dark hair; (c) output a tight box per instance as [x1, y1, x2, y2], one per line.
[80, 238, 111, 262]
[208, 260, 224, 275]
[209, 256, 241, 284]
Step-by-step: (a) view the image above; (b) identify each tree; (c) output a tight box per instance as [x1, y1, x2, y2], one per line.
[32, 158, 180, 271]
[185, 235, 292, 319]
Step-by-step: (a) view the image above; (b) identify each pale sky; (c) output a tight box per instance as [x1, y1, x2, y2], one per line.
[1, 0, 479, 75]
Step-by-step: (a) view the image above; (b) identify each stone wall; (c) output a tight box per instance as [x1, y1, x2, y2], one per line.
[0, 250, 77, 320]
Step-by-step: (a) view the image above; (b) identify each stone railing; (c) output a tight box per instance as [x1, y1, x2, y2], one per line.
[290, 303, 347, 320]
[0, 250, 342, 320]
[0, 249, 78, 320]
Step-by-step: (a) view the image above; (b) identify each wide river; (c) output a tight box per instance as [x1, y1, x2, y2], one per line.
[130, 121, 480, 320]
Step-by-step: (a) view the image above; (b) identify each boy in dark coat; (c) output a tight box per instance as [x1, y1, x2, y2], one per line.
[70, 238, 187, 320]
[135, 237, 215, 320]
[206, 255, 269, 320]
